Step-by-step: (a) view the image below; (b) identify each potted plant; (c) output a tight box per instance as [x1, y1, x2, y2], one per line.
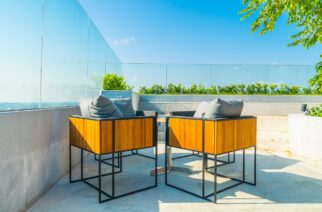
[100, 73, 139, 111]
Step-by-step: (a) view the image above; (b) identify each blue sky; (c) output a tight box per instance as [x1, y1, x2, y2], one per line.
[79, 0, 321, 65]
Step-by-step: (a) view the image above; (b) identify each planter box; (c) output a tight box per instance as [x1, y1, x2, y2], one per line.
[100, 90, 140, 111]
[139, 95, 322, 115]
[288, 113, 322, 160]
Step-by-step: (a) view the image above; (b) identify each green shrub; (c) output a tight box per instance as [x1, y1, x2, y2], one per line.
[139, 86, 148, 94]
[230, 84, 240, 94]
[182, 86, 190, 94]
[289, 86, 302, 95]
[217, 85, 225, 94]
[254, 83, 263, 94]
[167, 83, 180, 94]
[102, 74, 131, 90]
[262, 83, 269, 94]
[309, 104, 322, 117]
[246, 84, 257, 94]
[303, 87, 313, 94]
[139, 84, 165, 94]
[190, 84, 198, 94]
[198, 84, 207, 94]
[238, 84, 246, 94]
[269, 84, 278, 94]
[206, 85, 218, 94]
[278, 84, 290, 94]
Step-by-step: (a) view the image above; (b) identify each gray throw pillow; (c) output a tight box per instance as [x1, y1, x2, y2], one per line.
[193, 101, 210, 118]
[80, 96, 123, 118]
[204, 98, 244, 119]
[111, 98, 136, 117]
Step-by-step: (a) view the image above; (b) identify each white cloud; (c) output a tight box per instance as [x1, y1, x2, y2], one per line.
[112, 37, 135, 46]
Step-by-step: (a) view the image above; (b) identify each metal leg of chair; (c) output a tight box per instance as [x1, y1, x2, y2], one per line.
[98, 154, 102, 203]
[165, 145, 168, 184]
[202, 153, 205, 198]
[81, 149, 84, 180]
[155, 144, 158, 186]
[254, 146, 257, 185]
[214, 154, 217, 203]
[69, 144, 72, 183]
[205, 153, 208, 169]
[120, 152, 123, 172]
[243, 149, 245, 182]
[112, 150, 115, 198]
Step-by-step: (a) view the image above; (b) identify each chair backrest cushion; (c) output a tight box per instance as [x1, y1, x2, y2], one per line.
[80, 95, 123, 118]
[204, 98, 244, 119]
[111, 98, 136, 117]
[193, 101, 210, 118]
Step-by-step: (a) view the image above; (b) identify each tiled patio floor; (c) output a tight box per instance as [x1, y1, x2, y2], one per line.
[28, 144, 322, 212]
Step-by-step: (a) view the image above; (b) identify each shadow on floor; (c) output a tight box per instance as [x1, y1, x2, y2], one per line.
[28, 149, 322, 212]
[168, 150, 322, 204]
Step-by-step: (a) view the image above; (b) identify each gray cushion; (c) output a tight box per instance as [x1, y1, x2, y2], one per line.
[204, 98, 244, 119]
[111, 98, 136, 117]
[193, 101, 210, 118]
[80, 95, 123, 118]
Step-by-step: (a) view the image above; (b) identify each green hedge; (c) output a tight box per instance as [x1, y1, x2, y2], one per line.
[139, 83, 320, 95]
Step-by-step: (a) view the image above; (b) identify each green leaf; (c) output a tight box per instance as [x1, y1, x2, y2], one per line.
[239, 0, 322, 49]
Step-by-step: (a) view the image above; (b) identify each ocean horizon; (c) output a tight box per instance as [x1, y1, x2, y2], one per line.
[0, 102, 78, 111]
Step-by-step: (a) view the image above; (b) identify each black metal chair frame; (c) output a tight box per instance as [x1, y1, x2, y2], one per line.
[172, 151, 236, 168]
[69, 117, 158, 203]
[165, 117, 256, 203]
[93, 149, 156, 169]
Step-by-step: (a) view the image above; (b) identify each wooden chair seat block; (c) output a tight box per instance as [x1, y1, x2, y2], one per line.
[168, 117, 256, 155]
[69, 117, 155, 154]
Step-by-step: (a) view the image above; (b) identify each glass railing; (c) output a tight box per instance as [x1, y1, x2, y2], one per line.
[0, 1, 316, 111]
[0, 0, 121, 111]
[122, 63, 315, 92]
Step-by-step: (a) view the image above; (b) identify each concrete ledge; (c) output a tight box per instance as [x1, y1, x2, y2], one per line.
[140, 102, 321, 116]
[288, 113, 322, 160]
[0, 107, 82, 211]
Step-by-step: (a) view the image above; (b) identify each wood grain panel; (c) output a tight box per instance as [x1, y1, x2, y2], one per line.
[204, 121, 215, 154]
[235, 118, 257, 150]
[100, 121, 112, 154]
[114, 118, 154, 152]
[169, 118, 202, 152]
[69, 117, 101, 154]
[214, 120, 235, 154]
[168, 118, 183, 148]
[83, 119, 100, 153]
[69, 117, 84, 148]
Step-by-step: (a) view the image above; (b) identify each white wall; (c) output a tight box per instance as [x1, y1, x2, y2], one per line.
[0, 107, 81, 212]
[289, 113, 322, 160]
